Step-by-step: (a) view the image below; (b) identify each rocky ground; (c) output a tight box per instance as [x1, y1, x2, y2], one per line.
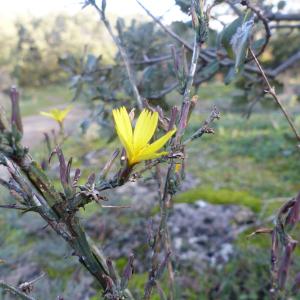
[0, 171, 256, 299]
[88, 178, 255, 272]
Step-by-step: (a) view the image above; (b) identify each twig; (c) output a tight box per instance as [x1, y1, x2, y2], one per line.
[136, 0, 212, 64]
[249, 48, 300, 142]
[143, 2, 205, 298]
[175, 34, 201, 143]
[132, 54, 173, 65]
[19, 273, 45, 294]
[240, 0, 271, 60]
[101, 205, 131, 208]
[0, 141, 133, 299]
[267, 13, 300, 22]
[136, 0, 193, 51]
[90, 1, 143, 110]
[271, 51, 300, 77]
[0, 203, 27, 210]
[270, 24, 300, 30]
[183, 106, 220, 145]
[147, 82, 179, 100]
[0, 281, 36, 300]
[243, 95, 262, 119]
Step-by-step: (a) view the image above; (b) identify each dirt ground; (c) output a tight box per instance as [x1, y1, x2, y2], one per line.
[22, 105, 89, 148]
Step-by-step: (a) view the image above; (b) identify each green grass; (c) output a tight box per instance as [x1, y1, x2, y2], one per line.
[184, 111, 300, 201]
[1, 83, 72, 117]
[174, 187, 262, 212]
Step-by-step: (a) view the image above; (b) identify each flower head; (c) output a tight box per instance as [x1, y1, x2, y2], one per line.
[175, 163, 181, 173]
[113, 107, 176, 166]
[40, 106, 72, 124]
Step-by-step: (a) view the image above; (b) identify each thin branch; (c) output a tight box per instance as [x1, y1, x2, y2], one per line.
[267, 13, 300, 22]
[0, 281, 37, 300]
[146, 82, 179, 100]
[135, 1, 280, 80]
[183, 106, 220, 145]
[90, 2, 143, 109]
[143, 3, 204, 297]
[241, 0, 271, 60]
[270, 24, 300, 30]
[132, 54, 173, 65]
[175, 34, 201, 143]
[0, 203, 28, 210]
[136, 0, 193, 51]
[225, 0, 243, 16]
[271, 51, 300, 76]
[249, 48, 300, 142]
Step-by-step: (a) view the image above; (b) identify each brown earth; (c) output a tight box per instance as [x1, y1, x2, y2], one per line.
[22, 105, 89, 148]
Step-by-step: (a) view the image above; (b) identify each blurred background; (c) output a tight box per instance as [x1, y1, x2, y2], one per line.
[1, 0, 300, 299]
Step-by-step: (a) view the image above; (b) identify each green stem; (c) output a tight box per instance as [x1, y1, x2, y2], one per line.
[0, 281, 36, 300]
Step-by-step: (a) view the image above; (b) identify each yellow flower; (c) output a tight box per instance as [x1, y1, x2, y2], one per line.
[40, 106, 72, 124]
[175, 163, 181, 173]
[113, 107, 176, 166]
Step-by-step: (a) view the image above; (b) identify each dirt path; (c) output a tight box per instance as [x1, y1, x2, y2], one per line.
[22, 105, 89, 148]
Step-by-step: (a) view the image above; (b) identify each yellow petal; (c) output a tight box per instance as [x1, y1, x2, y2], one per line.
[175, 163, 181, 173]
[120, 107, 133, 144]
[115, 107, 132, 144]
[40, 111, 54, 119]
[40, 107, 72, 123]
[136, 151, 168, 162]
[113, 107, 134, 158]
[133, 109, 147, 150]
[133, 110, 158, 151]
[58, 106, 72, 122]
[138, 129, 176, 158]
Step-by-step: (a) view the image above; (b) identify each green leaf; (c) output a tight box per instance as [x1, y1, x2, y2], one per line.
[198, 60, 220, 81]
[277, 0, 286, 10]
[230, 19, 254, 73]
[251, 37, 266, 54]
[224, 66, 236, 85]
[175, 0, 190, 13]
[85, 54, 98, 73]
[218, 13, 252, 59]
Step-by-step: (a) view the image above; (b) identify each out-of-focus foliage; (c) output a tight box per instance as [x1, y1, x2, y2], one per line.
[175, 0, 190, 14]
[60, 0, 300, 135]
[1, 0, 298, 116]
[60, 19, 195, 134]
[61, 19, 193, 102]
[0, 13, 115, 87]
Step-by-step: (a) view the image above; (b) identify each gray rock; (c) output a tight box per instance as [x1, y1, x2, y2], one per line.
[166, 200, 254, 270]
[95, 197, 255, 272]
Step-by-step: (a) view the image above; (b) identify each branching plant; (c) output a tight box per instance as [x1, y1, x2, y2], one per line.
[1, 0, 300, 299]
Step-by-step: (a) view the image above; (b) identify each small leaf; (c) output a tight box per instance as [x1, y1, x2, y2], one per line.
[277, 0, 286, 10]
[251, 38, 266, 54]
[198, 60, 220, 81]
[218, 13, 252, 59]
[224, 66, 236, 85]
[85, 54, 98, 73]
[230, 19, 254, 73]
[120, 254, 134, 290]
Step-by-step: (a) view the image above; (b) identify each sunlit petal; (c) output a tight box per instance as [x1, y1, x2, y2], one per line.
[113, 106, 175, 166]
[133, 110, 158, 151]
[40, 107, 72, 123]
[113, 108, 133, 157]
[138, 129, 176, 157]
[120, 107, 133, 144]
[136, 151, 168, 162]
[40, 112, 54, 119]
